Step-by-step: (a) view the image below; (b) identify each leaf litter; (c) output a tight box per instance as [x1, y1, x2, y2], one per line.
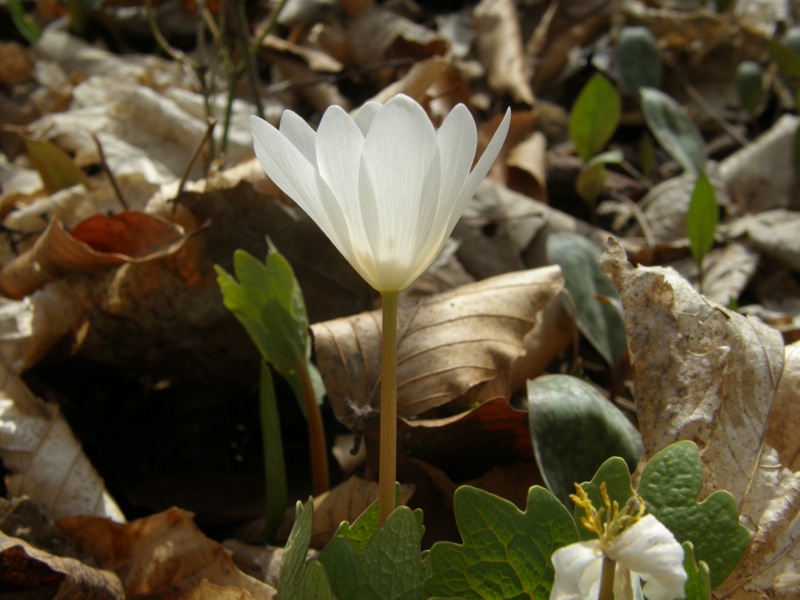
[0, 0, 798, 597]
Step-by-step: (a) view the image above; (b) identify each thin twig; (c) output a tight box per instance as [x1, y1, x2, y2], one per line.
[171, 119, 217, 214]
[609, 190, 655, 250]
[92, 134, 128, 211]
[145, 0, 198, 69]
[684, 80, 750, 148]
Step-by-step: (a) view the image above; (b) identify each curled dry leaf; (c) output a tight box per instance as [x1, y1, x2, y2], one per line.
[0, 531, 124, 599]
[602, 239, 799, 598]
[0, 360, 124, 521]
[307, 475, 414, 548]
[57, 507, 277, 599]
[474, 0, 535, 106]
[312, 266, 564, 431]
[0, 211, 187, 299]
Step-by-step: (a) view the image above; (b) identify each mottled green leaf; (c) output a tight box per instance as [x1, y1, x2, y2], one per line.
[736, 61, 764, 115]
[425, 485, 579, 599]
[617, 26, 663, 94]
[528, 375, 642, 508]
[569, 73, 621, 162]
[318, 506, 429, 600]
[546, 232, 627, 366]
[686, 172, 718, 266]
[638, 441, 750, 589]
[575, 456, 636, 541]
[641, 87, 706, 175]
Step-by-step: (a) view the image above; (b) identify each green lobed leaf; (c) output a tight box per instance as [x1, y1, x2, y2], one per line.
[569, 73, 621, 162]
[640, 87, 706, 175]
[683, 541, 712, 600]
[686, 172, 718, 266]
[617, 26, 663, 94]
[329, 484, 410, 553]
[528, 375, 642, 508]
[546, 232, 627, 366]
[317, 506, 429, 600]
[425, 485, 579, 599]
[23, 137, 88, 195]
[575, 456, 635, 541]
[279, 499, 337, 600]
[638, 441, 750, 589]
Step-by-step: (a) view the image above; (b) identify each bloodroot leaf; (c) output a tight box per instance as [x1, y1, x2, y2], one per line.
[638, 441, 750, 590]
[425, 485, 578, 599]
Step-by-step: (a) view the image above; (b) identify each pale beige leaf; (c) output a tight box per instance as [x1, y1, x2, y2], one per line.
[312, 266, 564, 430]
[474, 0, 535, 105]
[602, 239, 799, 598]
[769, 341, 800, 472]
[0, 360, 124, 521]
[737, 209, 800, 272]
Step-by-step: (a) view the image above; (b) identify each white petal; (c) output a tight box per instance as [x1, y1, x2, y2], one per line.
[354, 101, 382, 135]
[437, 103, 478, 206]
[315, 105, 370, 247]
[608, 516, 687, 599]
[250, 115, 356, 265]
[278, 111, 318, 167]
[550, 541, 603, 600]
[358, 94, 439, 290]
[448, 107, 511, 232]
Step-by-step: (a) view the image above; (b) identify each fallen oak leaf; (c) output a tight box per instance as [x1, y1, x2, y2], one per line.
[0, 211, 188, 299]
[311, 266, 564, 431]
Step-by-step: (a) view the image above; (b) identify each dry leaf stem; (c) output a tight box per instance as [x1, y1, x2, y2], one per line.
[378, 290, 399, 524]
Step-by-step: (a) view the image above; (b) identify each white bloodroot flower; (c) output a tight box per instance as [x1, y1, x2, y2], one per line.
[550, 485, 687, 600]
[250, 94, 511, 292]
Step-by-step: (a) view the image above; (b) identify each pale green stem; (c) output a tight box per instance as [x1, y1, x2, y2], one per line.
[598, 556, 616, 600]
[378, 290, 400, 524]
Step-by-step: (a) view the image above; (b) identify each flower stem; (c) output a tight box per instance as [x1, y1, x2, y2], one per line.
[598, 556, 616, 600]
[299, 362, 330, 496]
[378, 290, 400, 524]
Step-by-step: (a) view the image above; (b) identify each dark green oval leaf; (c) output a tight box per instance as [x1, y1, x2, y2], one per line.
[527, 375, 643, 507]
[641, 87, 706, 175]
[617, 26, 663, 94]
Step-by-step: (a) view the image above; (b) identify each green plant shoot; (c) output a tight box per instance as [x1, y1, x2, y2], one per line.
[686, 172, 718, 292]
[216, 244, 329, 536]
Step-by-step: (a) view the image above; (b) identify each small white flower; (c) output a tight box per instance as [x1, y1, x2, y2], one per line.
[250, 94, 510, 292]
[551, 515, 687, 600]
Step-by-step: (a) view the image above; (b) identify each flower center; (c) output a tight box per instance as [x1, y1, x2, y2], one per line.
[571, 482, 646, 550]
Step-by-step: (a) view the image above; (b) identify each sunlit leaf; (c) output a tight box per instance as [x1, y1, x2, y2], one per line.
[569, 73, 621, 162]
[425, 485, 578, 599]
[686, 172, 718, 266]
[22, 137, 87, 195]
[638, 441, 750, 589]
[528, 375, 643, 507]
[683, 542, 712, 600]
[641, 87, 706, 175]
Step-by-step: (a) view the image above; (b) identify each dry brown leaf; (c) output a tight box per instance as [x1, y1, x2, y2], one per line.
[768, 341, 800, 472]
[0, 531, 124, 599]
[308, 475, 414, 548]
[506, 130, 548, 202]
[474, 0, 535, 106]
[312, 266, 563, 431]
[58, 507, 277, 599]
[736, 209, 800, 272]
[260, 34, 343, 73]
[602, 239, 799, 598]
[0, 360, 124, 522]
[0, 212, 188, 299]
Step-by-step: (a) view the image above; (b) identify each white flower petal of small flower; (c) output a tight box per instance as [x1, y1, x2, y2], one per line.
[608, 515, 687, 600]
[315, 105, 371, 252]
[354, 101, 382, 135]
[550, 541, 603, 600]
[250, 115, 355, 264]
[358, 94, 439, 290]
[278, 110, 318, 167]
[449, 107, 511, 231]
